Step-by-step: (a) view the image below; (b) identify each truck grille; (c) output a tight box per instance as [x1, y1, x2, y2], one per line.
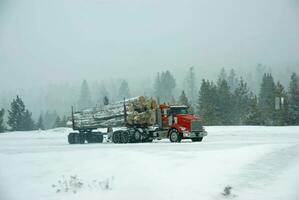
[191, 120, 202, 131]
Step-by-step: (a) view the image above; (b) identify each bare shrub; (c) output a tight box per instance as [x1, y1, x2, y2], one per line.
[221, 185, 238, 198]
[52, 175, 114, 194]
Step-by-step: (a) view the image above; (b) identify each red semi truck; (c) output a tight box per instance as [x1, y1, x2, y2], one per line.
[68, 100, 207, 144]
[158, 104, 207, 142]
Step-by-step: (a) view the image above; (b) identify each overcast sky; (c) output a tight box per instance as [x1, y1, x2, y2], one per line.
[1, 0, 299, 90]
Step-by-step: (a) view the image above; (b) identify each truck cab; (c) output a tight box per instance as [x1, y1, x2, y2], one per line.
[159, 104, 207, 142]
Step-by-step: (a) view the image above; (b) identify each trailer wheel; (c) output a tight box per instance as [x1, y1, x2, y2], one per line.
[73, 133, 80, 144]
[121, 131, 129, 144]
[169, 129, 181, 143]
[79, 134, 85, 144]
[68, 133, 75, 144]
[95, 133, 104, 143]
[134, 130, 141, 143]
[86, 134, 95, 143]
[86, 132, 103, 143]
[112, 132, 121, 143]
[191, 137, 203, 142]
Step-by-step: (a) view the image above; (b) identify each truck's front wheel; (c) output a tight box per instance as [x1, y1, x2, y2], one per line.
[169, 129, 181, 143]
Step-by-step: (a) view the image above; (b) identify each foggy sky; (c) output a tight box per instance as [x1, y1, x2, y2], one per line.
[1, 0, 299, 91]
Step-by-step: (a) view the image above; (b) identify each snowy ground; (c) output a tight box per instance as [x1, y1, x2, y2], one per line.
[0, 126, 299, 200]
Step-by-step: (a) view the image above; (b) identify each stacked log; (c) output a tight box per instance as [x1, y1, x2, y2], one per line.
[71, 96, 157, 129]
[127, 96, 157, 125]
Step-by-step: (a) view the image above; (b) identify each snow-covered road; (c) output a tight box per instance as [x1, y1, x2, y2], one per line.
[0, 126, 299, 200]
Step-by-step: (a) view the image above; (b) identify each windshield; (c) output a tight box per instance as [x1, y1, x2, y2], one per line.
[170, 107, 189, 115]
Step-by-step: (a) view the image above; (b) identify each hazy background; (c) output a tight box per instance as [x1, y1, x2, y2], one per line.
[1, 0, 299, 119]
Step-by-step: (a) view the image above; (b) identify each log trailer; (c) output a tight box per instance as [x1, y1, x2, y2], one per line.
[67, 97, 207, 144]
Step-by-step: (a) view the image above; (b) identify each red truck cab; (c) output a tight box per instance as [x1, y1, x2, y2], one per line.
[159, 104, 207, 142]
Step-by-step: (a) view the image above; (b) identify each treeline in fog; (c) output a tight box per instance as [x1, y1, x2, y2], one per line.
[197, 71, 299, 126]
[0, 66, 299, 132]
[0, 96, 68, 132]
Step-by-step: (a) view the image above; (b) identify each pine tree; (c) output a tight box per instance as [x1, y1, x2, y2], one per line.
[22, 110, 35, 131]
[159, 71, 176, 103]
[78, 80, 92, 110]
[54, 116, 61, 128]
[216, 79, 232, 125]
[59, 116, 67, 127]
[259, 73, 276, 125]
[233, 78, 251, 124]
[7, 96, 35, 131]
[218, 67, 227, 82]
[198, 79, 218, 125]
[37, 113, 44, 130]
[118, 80, 131, 100]
[288, 73, 299, 125]
[153, 72, 161, 99]
[8, 96, 25, 131]
[273, 82, 288, 125]
[179, 90, 194, 114]
[246, 95, 262, 125]
[228, 68, 238, 92]
[98, 83, 109, 106]
[179, 91, 189, 105]
[103, 96, 109, 106]
[44, 111, 51, 129]
[255, 63, 270, 94]
[0, 108, 5, 133]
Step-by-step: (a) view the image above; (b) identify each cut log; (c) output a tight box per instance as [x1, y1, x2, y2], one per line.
[70, 96, 157, 129]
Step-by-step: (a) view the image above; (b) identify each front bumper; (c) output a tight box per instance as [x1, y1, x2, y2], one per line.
[183, 130, 208, 138]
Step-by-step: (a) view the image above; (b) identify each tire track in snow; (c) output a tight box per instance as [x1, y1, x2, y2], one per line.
[228, 144, 299, 200]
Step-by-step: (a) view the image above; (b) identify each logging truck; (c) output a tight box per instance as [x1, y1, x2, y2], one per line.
[67, 96, 207, 144]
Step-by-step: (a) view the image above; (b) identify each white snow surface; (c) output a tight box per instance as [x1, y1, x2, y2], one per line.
[0, 126, 299, 200]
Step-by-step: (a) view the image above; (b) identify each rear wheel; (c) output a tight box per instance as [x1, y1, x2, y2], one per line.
[68, 133, 75, 144]
[120, 131, 129, 144]
[133, 130, 141, 143]
[86, 132, 103, 143]
[191, 137, 203, 142]
[112, 131, 121, 143]
[94, 133, 103, 143]
[79, 134, 85, 144]
[72, 133, 80, 144]
[169, 129, 181, 143]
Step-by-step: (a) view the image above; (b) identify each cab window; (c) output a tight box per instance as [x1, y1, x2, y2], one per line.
[170, 107, 189, 115]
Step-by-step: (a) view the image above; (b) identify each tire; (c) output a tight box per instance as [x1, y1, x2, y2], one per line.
[112, 131, 121, 143]
[73, 133, 80, 144]
[191, 137, 203, 142]
[120, 131, 129, 144]
[86, 133, 103, 143]
[169, 129, 181, 143]
[134, 130, 141, 143]
[68, 133, 75, 144]
[79, 134, 85, 144]
[86, 133, 95, 143]
[95, 133, 104, 143]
